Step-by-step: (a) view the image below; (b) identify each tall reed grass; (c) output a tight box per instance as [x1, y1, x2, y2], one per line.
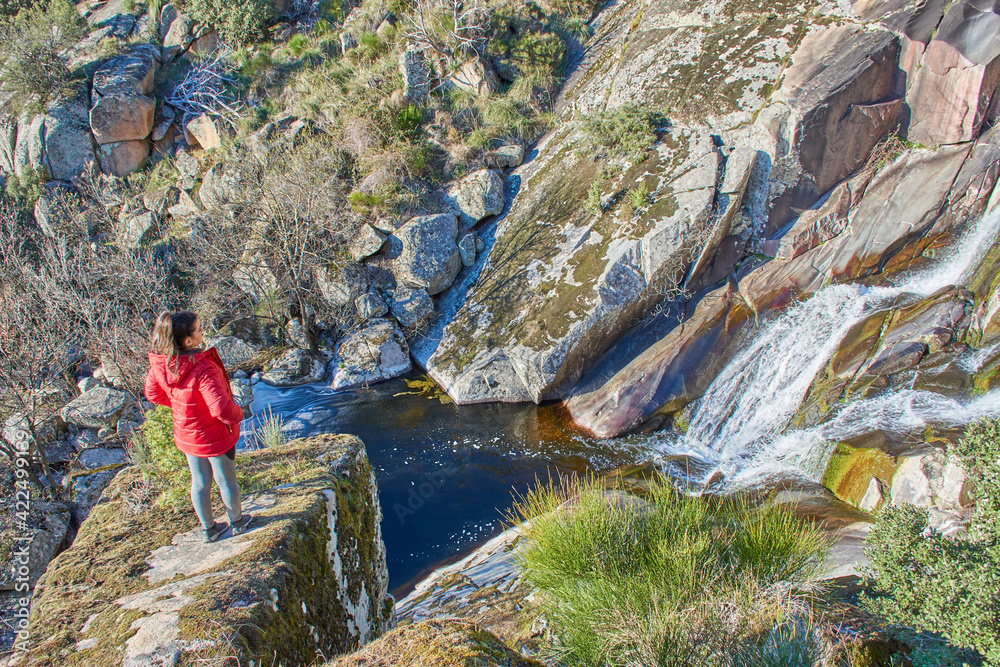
[508, 475, 829, 667]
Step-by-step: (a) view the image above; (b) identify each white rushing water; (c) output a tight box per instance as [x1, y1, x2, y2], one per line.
[655, 207, 1000, 488]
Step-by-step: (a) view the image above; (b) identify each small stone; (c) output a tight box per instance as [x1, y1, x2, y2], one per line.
[484, 145, 524, 169]
[859, 477, 883, 512]
[356, 292, 388, 320]
[389, 286, 435, 329]
[61, 387, 129, 429]
[349, 224, 387, 261]
[73, 428, 103, 450]
[232, 369, 248, 379]
[458, 232, 478, 267]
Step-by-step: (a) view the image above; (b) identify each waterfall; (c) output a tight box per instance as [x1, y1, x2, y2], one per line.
[656, 207, 1000, 487]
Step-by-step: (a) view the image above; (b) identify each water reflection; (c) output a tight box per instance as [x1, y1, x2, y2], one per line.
[240, 374, 642, 595]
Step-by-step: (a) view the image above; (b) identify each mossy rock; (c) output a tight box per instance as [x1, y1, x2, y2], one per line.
[821, 443, 897, 508]
[14, 434, 393, 667]
[329, 619, 543, 667]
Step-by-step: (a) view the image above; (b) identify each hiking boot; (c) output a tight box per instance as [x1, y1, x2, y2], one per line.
[204, 522, 228, 543]
[231, 514, 253, 535]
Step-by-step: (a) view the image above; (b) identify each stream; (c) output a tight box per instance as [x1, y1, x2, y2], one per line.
[238, 378, 643, 595]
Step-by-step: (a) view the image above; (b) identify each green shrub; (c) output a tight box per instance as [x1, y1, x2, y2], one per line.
[511, 476, 828, 666]
[509, 32, 566, 78]
[0, 0, 85, 115]
[127, 406, 190, 507]
[3, 167, 48, 208]
[862, 417, 1000, 666]
[581, 105, 665, 164]
[181, 0, 276, 46]
[583, 181, 602, 215]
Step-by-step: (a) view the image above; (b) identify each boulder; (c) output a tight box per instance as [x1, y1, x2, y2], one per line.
[2, 414, 64, 455]
[185, 113, 222, 150]
[890, 450, 967, 512]
[77, 376, 102, 393]
[67, 466, 125, 526]
[185, 29, 223, 60]
[78, 448, 128, 469]
[349, 224, 387, 261]
[446, 58, 501, 96]
[484, 145, 525, 169]
[162, 12, 194, 59]
[151, 104, 176, 142]
[90, 52, 158, 145]
[71, 428, 104, 450]
[60, 387, 129, 429]
[261, 348, 329, 386]
[19, 435, 394, 664]
[98, 140, 150, 177]
[905, 0, 1000, 145]
[233, 243, 280, 302]
[9, 94, 95, 183]
[230, 377, 253, 408]
[119, 211, 158, 247]
[199, 162, 242, 209]
[39, 94, 96, 183]
[158, 3, 179, 41]
[443, 169, 505, 228]
[330, 319, 412, 390]
[316, 263, 370, 308]
[387, 213, 462, 295]
[0, 498, 70, 590]
[400, 46, 431, 106]
[389, 286, 435, 330]
[286, 318, 310, 348]
[330, 620, 542, 667]
[356, 292, 388, 320]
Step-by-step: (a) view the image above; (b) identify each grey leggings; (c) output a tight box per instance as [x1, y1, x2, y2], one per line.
[186, 449, 242, 529]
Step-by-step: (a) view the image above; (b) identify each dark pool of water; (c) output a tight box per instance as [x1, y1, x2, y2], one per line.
[239, 373, 643, 595]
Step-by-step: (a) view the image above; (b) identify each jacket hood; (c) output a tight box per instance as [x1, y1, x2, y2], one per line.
[148, 349, 213, 388]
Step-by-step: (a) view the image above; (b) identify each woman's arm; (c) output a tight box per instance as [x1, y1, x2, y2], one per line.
[144, 369, 171, 407]
[197, 366, 244, 426]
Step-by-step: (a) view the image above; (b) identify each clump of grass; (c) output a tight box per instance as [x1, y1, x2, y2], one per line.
[583, 181, 602, 215]
[509, 475, 829, 667]
[581, 105, 666, 164]
[249, 406, 287, 450]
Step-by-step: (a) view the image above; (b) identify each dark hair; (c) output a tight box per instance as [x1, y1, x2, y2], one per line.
[149, 311, 199, 359]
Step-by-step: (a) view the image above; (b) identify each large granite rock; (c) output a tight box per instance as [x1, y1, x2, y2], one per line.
[387, 213, 462, 295]
[902, 0, 1000, 145]
[261, 348, 330, 386]
[6, 93, 95, 183]
[330, 319, 412, 390]
[400, 46, 431, 106]
[389, 286, 435, 330]
[89, 49, 158, 145]
[412, 127, 719, 404]
[0, 493, 70, 590]
[15, 435, 394, 665]
[443, 169, 505, 228]
[60, 387, 129, 429]
[98, 139, 150, 177]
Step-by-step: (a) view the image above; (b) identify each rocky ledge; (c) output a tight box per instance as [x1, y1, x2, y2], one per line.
[10, 434, 394, 666]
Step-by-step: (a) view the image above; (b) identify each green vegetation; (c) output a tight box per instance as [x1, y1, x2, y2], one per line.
[127, 406, 190, 507]
[863, 417, 1000, 666]
[0, 0, 85, 115]
[581, 105, 666, 164]
[510, 475, 828, 666]
[249, 406, 287, 450]
[583, 181, 602, 215]
[178, 0, 276, 46]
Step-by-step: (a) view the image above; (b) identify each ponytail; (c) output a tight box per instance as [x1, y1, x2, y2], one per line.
[149, 311, 199, 371]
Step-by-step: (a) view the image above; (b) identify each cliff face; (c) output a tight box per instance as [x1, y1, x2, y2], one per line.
[413, 0, 1000, 434]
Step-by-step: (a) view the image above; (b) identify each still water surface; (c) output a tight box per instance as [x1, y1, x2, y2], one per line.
[239, 374, 642, 595]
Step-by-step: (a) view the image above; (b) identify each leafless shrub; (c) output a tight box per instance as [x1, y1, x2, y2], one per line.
[402, 0, 490, 77]
[166, 50, 244, 131]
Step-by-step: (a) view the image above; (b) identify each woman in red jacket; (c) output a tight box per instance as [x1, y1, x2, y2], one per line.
[145, 311, 253, 542]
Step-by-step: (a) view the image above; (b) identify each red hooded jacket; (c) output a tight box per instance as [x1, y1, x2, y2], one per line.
[144, 347, 242, 457]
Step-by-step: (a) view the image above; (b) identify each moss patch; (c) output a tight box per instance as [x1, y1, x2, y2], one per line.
[821, 443, 897, 507]
[330, 619, 544, 667]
